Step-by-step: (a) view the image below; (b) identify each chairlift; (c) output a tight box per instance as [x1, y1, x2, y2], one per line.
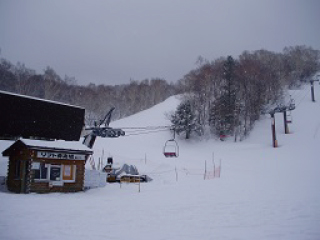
[220, 134, 227, 141]
[219, 129, 227, 141]
[288, 99, 295, 111]
[286, 110, 293, 124]
[286, 97, 295, 124]
[163, 139, 179, 157]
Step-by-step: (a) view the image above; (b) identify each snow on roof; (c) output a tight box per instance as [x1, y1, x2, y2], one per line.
[19, 138, 92, 152]
[0, 90, 84, 109]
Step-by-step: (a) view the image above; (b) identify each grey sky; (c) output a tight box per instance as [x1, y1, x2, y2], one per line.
[0, 0, 319, 86]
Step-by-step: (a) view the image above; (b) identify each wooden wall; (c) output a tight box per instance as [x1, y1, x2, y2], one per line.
[29, 160, 86, 193]
[5, 143, 90, 194]
[6, 149, 31, 193]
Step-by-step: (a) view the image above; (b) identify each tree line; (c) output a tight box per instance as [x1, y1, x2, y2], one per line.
[0, 60, 178, 125]
[171, 45, 320, 140]
[0, 45, 319, 139]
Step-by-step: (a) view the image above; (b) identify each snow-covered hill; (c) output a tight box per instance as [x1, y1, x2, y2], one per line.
[1, 84, 320, 240]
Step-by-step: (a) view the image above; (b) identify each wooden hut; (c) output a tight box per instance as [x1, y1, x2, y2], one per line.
[2, 139, 92, 193]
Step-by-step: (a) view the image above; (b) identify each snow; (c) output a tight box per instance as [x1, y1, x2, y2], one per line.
[26, 138, 92, 152]
[1, 85, 320, 240]
[10, 138, 92, 152]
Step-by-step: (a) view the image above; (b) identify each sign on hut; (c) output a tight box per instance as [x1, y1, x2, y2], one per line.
[2, 139, 93, 193]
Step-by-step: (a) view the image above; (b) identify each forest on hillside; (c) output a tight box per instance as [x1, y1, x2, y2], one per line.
[172, 46, 320, 140]
[0, 60, 179, 124]
[0, 45, 319, 139]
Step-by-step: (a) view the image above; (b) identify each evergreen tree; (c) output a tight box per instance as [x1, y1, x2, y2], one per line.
[171, 100, 201, 139]
[210, 56, 238, 137]
[223, 55, 237, 132]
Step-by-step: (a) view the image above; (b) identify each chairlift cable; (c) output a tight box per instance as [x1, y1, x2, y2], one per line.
[123, 128, 170, 137]
[288, 84, 306, 100]
[118, 125, 172, 130]
[283, 84, 308, 109]
[295, 87, 310, 108]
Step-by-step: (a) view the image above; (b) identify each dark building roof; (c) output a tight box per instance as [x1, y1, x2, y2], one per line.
[0, 91, 85, 141]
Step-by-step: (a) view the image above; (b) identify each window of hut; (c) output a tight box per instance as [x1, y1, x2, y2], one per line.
[62, 165, 76, 182]
[34, 162, 48, 180]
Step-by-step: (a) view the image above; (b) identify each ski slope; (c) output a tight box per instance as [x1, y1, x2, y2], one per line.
[1, 84, 320, 240]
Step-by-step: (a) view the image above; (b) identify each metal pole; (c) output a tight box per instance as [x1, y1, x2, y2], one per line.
[311, 80, 315, 102]
[270, 112, 278, 148]
[283, 110, 289, 134]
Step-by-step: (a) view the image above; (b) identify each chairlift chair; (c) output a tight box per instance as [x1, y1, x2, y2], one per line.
[288, 99, 295, 111]
[286, 98, 295, 124]
[163, 139, 179, 157]
[286, 110, 293, 124]
[219, 129, 227, 141]
[219, 134, 227, 141]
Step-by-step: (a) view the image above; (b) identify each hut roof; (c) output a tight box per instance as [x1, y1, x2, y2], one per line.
[2, 139, 93, 157]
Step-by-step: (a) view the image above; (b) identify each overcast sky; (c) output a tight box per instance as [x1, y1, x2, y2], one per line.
[0, 0, 319, 86]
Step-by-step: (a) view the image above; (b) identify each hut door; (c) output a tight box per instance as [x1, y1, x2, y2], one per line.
[50, 165, 62, 181]
[49, 165, 64, 186]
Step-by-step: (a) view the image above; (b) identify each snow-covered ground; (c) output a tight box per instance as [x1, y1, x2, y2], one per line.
[1, 84, 320, 240]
